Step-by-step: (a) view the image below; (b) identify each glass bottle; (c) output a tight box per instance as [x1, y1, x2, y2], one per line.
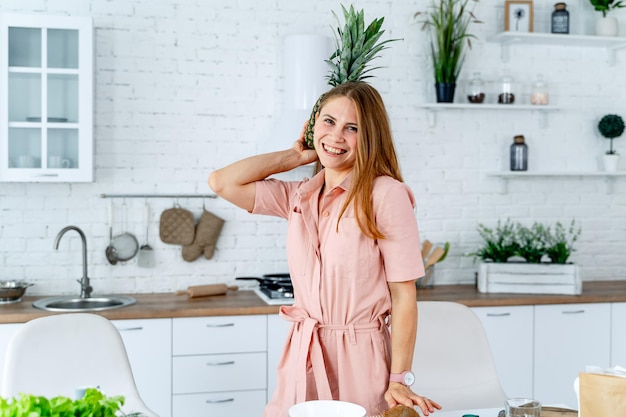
[498, 71, 515, 105]
[530, 74, 549, 105]
[551, 3, 570, 34]
[510, 135, 528, 171]
[466, 72, 485, 104]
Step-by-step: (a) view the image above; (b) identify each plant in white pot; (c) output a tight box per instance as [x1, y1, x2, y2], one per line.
[598, 113, 624, 171]
[589, 0, 625, 36]
[415, 0, 482, 103]
[471, 219, 582, 295]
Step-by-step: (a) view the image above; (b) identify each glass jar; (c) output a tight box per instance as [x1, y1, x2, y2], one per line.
[498, 71, 515, 105]
[551, 2, 570, 34]
[510, 135, 528, 171]
[531, 74, 549, 105]
[466, 72, 485, 104]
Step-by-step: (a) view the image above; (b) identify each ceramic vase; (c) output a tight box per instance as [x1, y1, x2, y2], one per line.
[603, 153, 620, 172]
[435, 83, 456, 103]
[595, 16, 619, 37]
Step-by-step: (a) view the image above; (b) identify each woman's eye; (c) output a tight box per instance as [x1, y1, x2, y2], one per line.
[324, 118, 335, 125]
[347, 125, 358, 133]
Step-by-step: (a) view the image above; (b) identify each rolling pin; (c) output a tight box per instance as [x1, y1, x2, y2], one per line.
[176, 283, 238, 298]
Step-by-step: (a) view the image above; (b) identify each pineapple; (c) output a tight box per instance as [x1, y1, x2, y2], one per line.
[304, 4, 399, 149]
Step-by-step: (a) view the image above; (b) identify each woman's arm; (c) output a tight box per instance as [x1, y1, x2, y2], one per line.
[208, 126, 318, 212]
[385, 280, 441, 415]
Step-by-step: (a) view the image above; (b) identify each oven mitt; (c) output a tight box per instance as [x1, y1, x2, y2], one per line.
[182, 209, 225, 262]
[160, 207, 195, 245]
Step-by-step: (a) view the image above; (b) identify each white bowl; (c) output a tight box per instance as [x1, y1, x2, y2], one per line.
[288, 400, 366, 417]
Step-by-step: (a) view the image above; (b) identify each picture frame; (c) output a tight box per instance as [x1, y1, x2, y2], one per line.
[504, 0, 533, 33]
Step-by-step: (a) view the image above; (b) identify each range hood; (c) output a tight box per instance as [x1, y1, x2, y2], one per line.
[262, 34, 333, 153]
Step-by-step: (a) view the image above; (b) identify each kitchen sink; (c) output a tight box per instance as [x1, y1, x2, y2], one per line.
[32, 295, 136, 312]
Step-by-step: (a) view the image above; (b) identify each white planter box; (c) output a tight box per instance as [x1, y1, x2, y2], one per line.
[478, 262, 582, 295]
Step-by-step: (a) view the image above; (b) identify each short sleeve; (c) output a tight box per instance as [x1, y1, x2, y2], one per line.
[252, 178, 298, 219]
[374, 179, 424, 282]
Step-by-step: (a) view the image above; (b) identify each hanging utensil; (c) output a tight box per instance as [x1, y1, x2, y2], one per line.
[110, 200, 139, 263]
[421, 239, 433, 260]
[424, 246, 445, 270]
[137, 202, 155, 268]
[105, 200, 118, 265]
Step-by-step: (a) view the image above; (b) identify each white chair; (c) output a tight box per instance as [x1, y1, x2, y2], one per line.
[412, 301, 508, 411]
[0, 313, 158, 417]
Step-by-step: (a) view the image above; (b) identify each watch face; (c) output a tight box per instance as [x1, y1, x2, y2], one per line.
[404, 371, 415, 386]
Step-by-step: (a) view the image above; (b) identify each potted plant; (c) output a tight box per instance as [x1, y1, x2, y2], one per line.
[589, 0, 625, 36]
[598, 113, 624, 171]
[472, 219, 582, 295]
[415, 0, 482, 103]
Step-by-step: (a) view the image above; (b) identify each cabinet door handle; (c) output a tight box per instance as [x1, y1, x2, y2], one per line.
[117, 326, 144, 332]
[206, 398, 235, 404]
[206, 323, 235, 328]
[206, 361, 235, 366]
[562, 310, 585, 314]
[486, 313, 511, 317]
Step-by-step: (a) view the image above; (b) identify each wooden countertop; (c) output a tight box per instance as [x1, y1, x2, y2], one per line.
[1, 280, 625, 324]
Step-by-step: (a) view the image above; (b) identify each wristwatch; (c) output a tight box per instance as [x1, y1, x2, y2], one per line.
[389, 370, 415, 387]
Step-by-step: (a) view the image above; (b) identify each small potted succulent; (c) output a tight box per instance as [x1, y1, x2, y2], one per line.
[589, 0, 625, 36]
[598, 114, 624, 171]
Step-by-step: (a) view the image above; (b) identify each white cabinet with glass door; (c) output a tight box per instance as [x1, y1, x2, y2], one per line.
[0, 14, 93, 182]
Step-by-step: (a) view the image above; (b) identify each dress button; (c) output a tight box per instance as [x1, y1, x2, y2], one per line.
[322, 211, 330, 217]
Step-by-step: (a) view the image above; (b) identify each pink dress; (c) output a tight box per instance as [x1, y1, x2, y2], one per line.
[253, 170, 424, 417]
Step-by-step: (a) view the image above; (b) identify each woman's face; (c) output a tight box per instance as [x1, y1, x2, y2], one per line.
[313, 96, 358, 173]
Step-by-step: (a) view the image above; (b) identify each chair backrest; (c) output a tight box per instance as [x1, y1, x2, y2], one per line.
[412, 301, 508, 411]
[1, 313, 158, 416]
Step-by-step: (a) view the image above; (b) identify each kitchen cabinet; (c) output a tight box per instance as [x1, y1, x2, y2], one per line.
[113, 318, 172, 417]
[0, 13, 93, 182]
[172, 315, 267, 417]
[533, 303, 610, 408]
[611, 303, 626, 367]
[472, 305, 534, 399]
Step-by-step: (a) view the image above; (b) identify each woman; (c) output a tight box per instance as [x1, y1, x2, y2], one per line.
[208, 82, 440, 417]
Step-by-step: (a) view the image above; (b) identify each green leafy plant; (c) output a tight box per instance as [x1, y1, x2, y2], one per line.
[598, 114, 625, 155]
[544, 220, 582, 264]
[0, 388, 147, 417]
[472, 219, 581, 264]
[589, 0, 625, 17]
[473, 219, 519, 263]
[415, 0, 482, 85]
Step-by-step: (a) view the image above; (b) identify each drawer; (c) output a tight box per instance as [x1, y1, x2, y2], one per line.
[173, 315, 266, 355]
[172, 389, 266, 417]
[172, 352, 267, 393]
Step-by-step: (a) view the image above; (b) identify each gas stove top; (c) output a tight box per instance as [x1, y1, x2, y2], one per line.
[237, 274, 295, 305]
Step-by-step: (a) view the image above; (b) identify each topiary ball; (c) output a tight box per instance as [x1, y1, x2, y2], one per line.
[598, 114, 625, 139]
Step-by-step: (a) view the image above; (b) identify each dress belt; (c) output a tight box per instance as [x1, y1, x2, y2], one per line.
[279, 305, 387, 403]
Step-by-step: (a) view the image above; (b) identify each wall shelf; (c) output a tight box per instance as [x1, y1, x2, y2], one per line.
[486, 171, 626, 194]
[487, 32, 626, 65]
[418, 103, 559, 128]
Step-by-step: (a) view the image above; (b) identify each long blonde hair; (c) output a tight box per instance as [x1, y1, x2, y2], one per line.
[313, 82, 403, 239]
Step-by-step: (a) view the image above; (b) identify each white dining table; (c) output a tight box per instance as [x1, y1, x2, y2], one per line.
[424, 407, 502, 417]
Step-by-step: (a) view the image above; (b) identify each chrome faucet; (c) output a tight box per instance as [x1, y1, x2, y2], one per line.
[54, 226, 93, 298]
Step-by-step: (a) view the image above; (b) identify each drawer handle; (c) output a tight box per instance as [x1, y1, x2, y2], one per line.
[117, 326, 144, 332]
[486, 313, 511, 317]
[207, 361, 235, 366]
[562, 310, 585, 314]
[206, 323, 235, 328]
[206, 398, 235, 404]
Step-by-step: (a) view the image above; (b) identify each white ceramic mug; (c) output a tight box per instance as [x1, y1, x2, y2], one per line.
[49, 155, 71, 168]
[16, 155, 37, 168]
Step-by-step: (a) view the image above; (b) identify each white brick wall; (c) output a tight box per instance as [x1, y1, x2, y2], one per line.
[0, 0, 624, 296]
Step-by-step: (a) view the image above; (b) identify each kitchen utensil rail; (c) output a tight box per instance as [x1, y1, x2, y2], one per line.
[100, 193, 217, 199]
